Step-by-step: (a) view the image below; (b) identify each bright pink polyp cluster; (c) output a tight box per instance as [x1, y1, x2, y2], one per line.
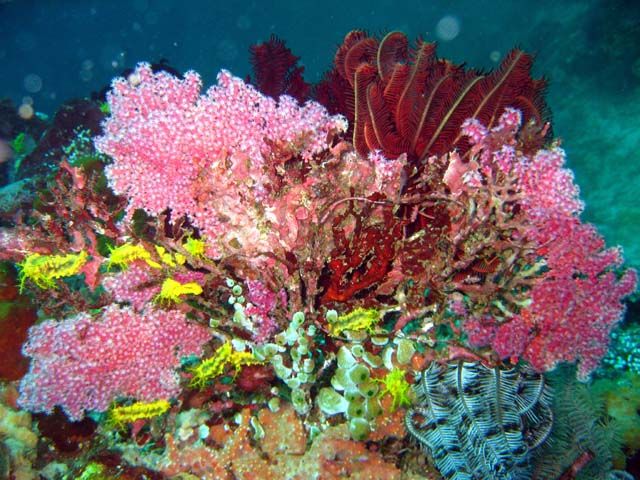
[17, 305, 211, 420]
[102, 261, 161, 311]
[95, 63, 346, 258]
[462, 109, 637, 379]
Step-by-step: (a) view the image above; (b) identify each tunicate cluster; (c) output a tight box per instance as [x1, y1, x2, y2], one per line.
[226, 278, 252, 331]
[317, 345, 384, 440]
[253, 311, 317, 415]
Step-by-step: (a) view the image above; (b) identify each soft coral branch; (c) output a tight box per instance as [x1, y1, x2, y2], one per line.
[462, 109, 637, 379]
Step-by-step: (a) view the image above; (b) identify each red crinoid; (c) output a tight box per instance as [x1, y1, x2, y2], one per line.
[318, 30, 549, 161]
[248, 34, 310, 103]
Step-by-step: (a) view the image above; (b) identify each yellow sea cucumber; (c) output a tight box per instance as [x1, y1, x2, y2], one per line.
[190, 342, 260, 389]
[327, 307, 380, 337]
[155, 277, 203, 304]
[107, 399, 171, 428]
[105, 243, 161, 270]
[18, 250, 88, 291]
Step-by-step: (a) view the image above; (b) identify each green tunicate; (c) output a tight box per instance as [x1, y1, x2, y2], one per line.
[358, 380, 379, 398]
[274, 364, 292, 379]
[382, 345, 395, 370]
[297, 372, 309, 383]
[344, 388, 362, 403]
[349, 417, 371, 441]
[231, 338, 247, 351]
[225, 278, 235, 288]
[291, 348, 301, 363]
[344, 330, 368, 342]
[337, 346, 356, 369]
[326, 309, 338, 322]
[396, 338, 415, 365]
[347, 398, 366, 418]
[297, 344, 309, 356]
[286, 377, 301, 389]
[331, 368, 350, 390]
[351, 344, 365, 357]
[349, 364, 370, 384]
[231, 284, 243, 296]
[263, 343, 281, 357]
[371, 336, 389, 346]
[291, 388, 309, 415]
[302, 358, 315, 373]
[283, 327, 298, 345]
[317, 387, 349, 416]
[253, 349, 267, 362]
[233, 309, 246, 325]
[362, 351, 383, 368]
[298, 336, 309, 347]
[236, 295, 245, 304]
[307, 325, 317, 336]
[268, 397, 281, 412]
[365, 397, 383, 419]
[292, 311, 305, 327]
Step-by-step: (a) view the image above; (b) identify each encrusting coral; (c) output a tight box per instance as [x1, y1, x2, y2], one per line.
[0, 385, 38, 480]
[123, 404, 436, 480]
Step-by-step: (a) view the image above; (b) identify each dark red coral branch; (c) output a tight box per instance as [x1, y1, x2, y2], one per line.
[320, 209, 404, 303]
[248, 35, 310, 103]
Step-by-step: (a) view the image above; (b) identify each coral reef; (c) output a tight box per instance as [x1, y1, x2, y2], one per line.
[446, 109, 636, 378]
[0, 27, 636, 480]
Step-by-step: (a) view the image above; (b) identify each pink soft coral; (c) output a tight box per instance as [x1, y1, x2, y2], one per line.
[462, 109, 637, 379]
[95, 63, 347, 261]
[18, 304, 211, 420]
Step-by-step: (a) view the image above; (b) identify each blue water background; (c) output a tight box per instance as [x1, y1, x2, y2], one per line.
[1, 0, 638, 268]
